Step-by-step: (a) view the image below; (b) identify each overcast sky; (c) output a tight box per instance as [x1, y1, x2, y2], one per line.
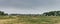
[0, 0, 60, 14]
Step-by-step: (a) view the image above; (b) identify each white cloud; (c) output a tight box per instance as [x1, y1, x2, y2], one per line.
[0, 0, 60, 14]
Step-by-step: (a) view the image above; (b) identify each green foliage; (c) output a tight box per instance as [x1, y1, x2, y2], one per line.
[0, 11, 8, 16]
[42, 11, 60, 16]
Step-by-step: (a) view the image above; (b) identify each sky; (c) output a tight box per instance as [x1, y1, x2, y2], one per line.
[0, 0, 60, 14]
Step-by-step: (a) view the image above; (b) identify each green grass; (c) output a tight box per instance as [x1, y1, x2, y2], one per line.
[0, 16, 60, 24]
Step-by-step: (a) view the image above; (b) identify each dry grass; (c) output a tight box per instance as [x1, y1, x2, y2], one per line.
[0, 16, 60, 24]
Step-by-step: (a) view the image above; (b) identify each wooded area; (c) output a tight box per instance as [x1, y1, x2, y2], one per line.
[0, 11, 60, 16]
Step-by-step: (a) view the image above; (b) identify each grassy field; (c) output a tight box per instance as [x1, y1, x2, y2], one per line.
[0, 16, 60, 24]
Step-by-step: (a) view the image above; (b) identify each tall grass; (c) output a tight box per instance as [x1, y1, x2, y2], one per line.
[0, 16, 60, 24]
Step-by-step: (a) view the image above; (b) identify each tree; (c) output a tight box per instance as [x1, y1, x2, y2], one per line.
[42, 11, 60, 16]
[0, 11, 8, 16]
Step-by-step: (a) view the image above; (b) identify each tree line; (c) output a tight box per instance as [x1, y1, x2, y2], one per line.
[0, 11, 8, 16]
[42, 11, 60, 16]
[0, 11, 60, 16]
